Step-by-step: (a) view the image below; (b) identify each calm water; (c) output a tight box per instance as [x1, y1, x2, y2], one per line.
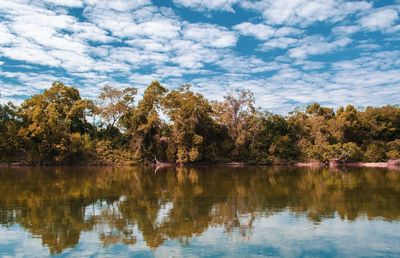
[0, 166, 399, 257]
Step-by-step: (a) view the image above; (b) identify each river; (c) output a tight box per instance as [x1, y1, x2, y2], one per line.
[0, 166, 399, 257]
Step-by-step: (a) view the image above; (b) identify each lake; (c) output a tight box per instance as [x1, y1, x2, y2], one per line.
[0, 166, 399, 257]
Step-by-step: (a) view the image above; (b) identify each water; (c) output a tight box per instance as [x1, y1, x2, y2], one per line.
[0, 166, 399, 257]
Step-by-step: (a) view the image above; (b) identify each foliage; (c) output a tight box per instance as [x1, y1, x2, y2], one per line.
[212, 89, 256, 159]
[363, 142, 387, 162]
[120, 81, 167, 161]
[0, 81, 399, 164]
[17, 82, 94, 164]
[0, 102, 21, 162]
[386, 139, 400, 159]
[325, 142, 363, 162]
[162, 85, 227, 163]
[249, 113, 298, 163]
[97, 85, 137, 129]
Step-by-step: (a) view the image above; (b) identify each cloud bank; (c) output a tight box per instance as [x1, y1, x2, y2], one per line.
[0, 0, 399, 113]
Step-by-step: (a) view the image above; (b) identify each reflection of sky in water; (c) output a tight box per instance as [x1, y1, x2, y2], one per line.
[1, 211, 399, 257]
[155, 202, 174, 226]
[0, 166, 399, 257]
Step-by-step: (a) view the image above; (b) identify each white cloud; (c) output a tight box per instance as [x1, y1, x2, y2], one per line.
[240, 0, 371, 26]
[106, 47, 169, 68]
[214, 53, 285, 73]
[332, 25, 361, 35]
[82, 1, 174, 39]
[233, 22, 304, 54]
[44, 0, 83, 7]
[10, 19, 87, 52]
[0, 0, 114, 73]
[83, 0, 151, 12]
[182, 23, 237, 48]
[1, 38, 61, 67]
[0, 0, 239, 80]
[233, 22, 304, 53]
[170, 43, 222, 69]
[172, 54, 203, 69]
[387, 24, 400, 33]
[260, 37, 298, 51]
[138, 20, 181, 39]
[126, 38, 167, 52]
[83, 5, 181, 39]
[288, 36, 351, 59]
[1, 0, 399, 114]
[234, 22, 275, 40]
[0, 24, 15, 45]
[274, 27, 303, 37]
[359, 8, 399, 31]
[188, 48, 400, 113]
[70, 22, 114, 43]
[172, 0, 239, 12]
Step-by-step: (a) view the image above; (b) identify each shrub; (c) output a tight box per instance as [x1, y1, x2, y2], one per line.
[364, 143, 386, 162]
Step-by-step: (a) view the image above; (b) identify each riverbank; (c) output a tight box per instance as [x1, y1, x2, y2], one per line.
[295, 159, 400, 169]
[1, 159, 400, 169]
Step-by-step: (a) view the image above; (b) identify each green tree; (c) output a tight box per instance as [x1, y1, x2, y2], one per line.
[364, 142, 387, 162]
[386, 139, 400, 159]
[0, 102, 21, 162]
[325, 142, 363, 162]
[2, 81, 400, 164]
[18, 82, 94, 164]
[163, 85, 224, 163]
[212, 89, 258, 159]
[287, 103, 336, 161]
[250, 113, 298, 163]
[121, 81, 168, 161]
[98, 85, 137, 129]
[333, 105, 365, 144]
[361, 105, 400, 142]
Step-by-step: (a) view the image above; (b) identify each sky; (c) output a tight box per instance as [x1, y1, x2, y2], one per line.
[0, 0, 399, 113]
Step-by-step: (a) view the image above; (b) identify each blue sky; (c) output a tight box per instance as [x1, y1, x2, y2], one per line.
[0, 0, 399, 113]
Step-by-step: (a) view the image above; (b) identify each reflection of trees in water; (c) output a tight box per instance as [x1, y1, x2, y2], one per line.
[0, 166, 399, 253]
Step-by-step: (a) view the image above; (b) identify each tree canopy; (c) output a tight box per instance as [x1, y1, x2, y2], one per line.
[0, 81, 399, 164]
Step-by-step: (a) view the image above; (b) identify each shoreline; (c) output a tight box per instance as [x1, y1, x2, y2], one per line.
[1, 160, 399, 169]
[295, 160, 400, 169]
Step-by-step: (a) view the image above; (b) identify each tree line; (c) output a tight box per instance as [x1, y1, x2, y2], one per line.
[0, 81, 399, 164]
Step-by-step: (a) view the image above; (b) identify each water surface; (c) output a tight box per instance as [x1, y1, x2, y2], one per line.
[0, 166, 399, 257]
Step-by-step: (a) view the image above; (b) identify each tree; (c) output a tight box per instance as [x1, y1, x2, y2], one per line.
[163, 85, 223, 163]
[386, 139, 400, 159]
[325, 142, 363, 162]
[120, 81, 168, 161]
[18, 82, 94, 164]
[251, 113, 298, 163]
[306, 103, 334, 119]
[212, 89, 257, 159]
[287, 103, 336, 161]
[333, 105, 365, 144]
[0, 102, 21, 162]
[98, 85, 137, 129]
[2, 80, 400, 164]
[364, 142, 386, 162]
[361, 105, 400, 142]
